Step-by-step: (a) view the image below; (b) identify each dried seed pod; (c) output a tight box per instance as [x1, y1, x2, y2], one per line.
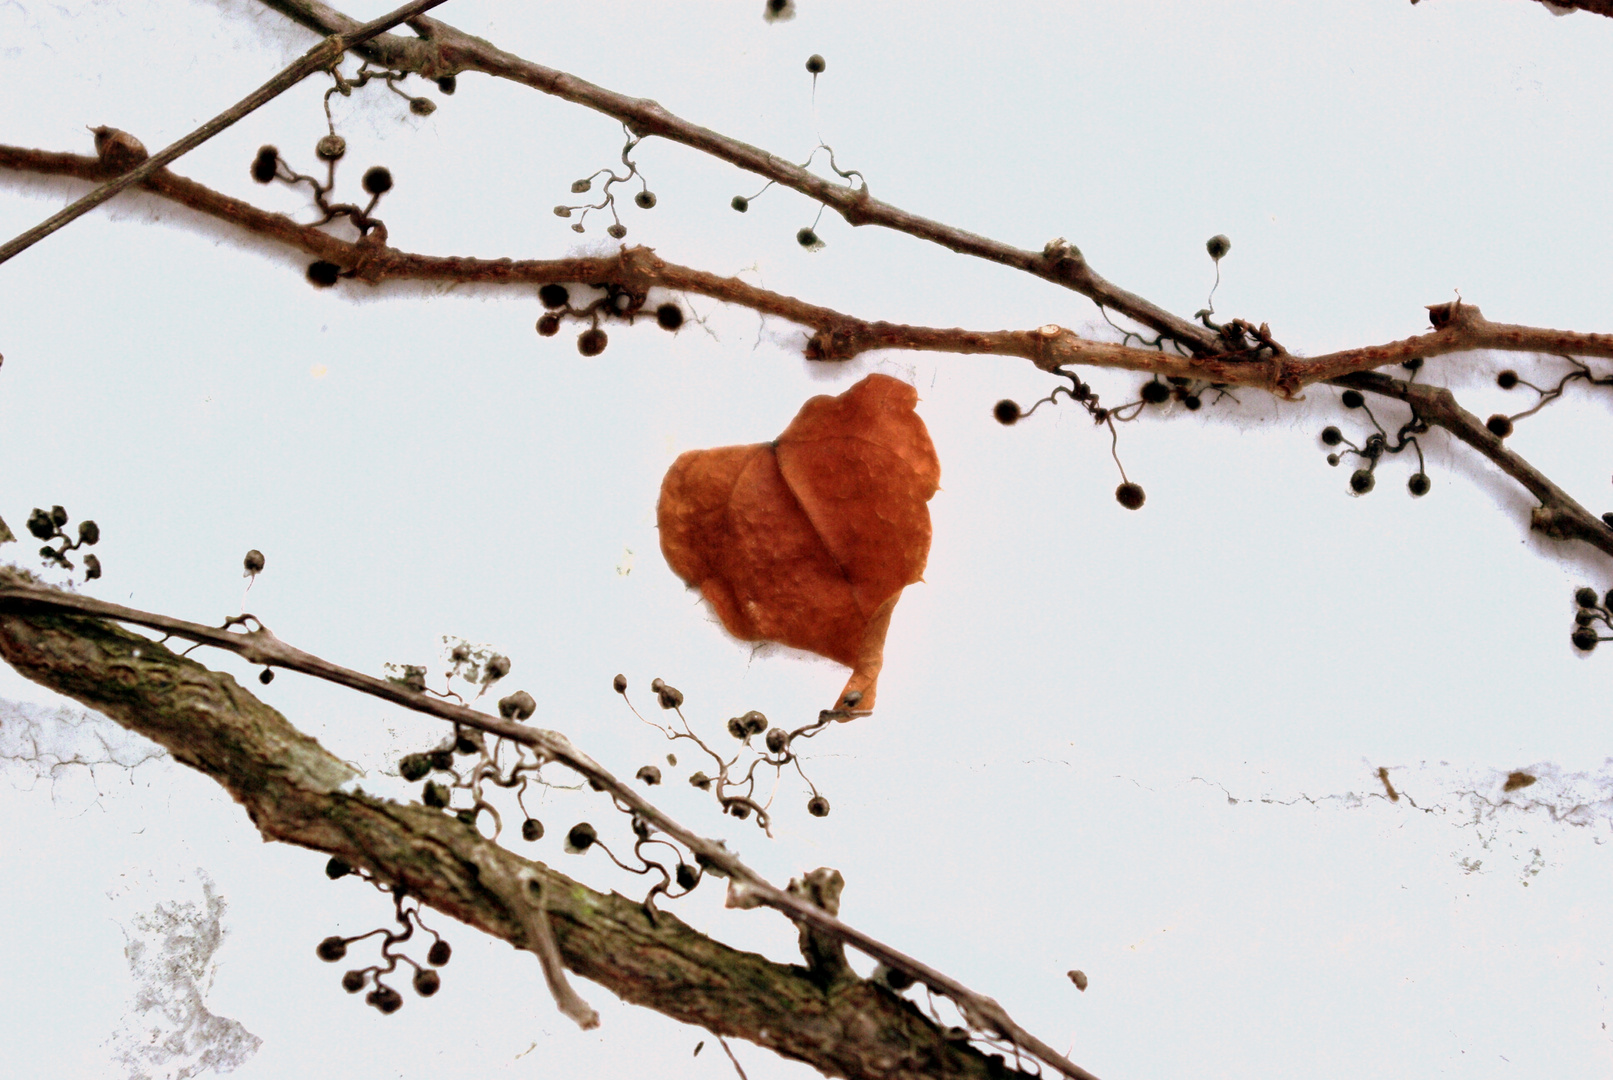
[613, 673, 628, 694]
[635, 765, 662, 785]
[315, 134, 347, 161]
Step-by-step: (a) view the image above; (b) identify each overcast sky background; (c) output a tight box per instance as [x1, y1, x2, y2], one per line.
[4, 2, 1613, 1078]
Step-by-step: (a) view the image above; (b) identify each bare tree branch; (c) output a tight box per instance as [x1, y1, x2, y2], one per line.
[0, 567, 1051, 1080]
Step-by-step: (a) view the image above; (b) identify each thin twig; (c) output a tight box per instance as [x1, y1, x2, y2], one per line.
[253, 0, 1221, 355]
[0, 0, 451, 268]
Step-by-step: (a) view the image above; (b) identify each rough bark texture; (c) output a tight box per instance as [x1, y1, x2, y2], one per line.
[0, 568, 1026, 1080]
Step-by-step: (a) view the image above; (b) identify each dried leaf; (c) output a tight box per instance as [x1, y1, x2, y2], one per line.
[657, 375, 940, 716]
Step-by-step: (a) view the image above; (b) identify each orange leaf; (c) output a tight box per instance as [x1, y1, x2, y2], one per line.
[657, 374, 940, 717]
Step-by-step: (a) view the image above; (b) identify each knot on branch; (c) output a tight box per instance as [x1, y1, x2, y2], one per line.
[789, 867, 853, 988]
[837, 183, 874, 226]
[1426, 300, 1485, 332]
[1041, 237, 1085, 284]
[1531, 504, 1583, 542]
[805, 325, 864, 362]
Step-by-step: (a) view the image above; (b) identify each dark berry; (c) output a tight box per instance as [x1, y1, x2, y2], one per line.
[427, 940, 452, 966]
[25, 509, 54, 540]
[1205, 234, 1231, 260]
[765, 727, 788, 754]
[1326, 453, 1340, 467]
[367, 985, 403, 1014]
[675, 863, 699, 890]
[1401, 358, 1423, 372]
[362, 166, 393, 195]
[566, 822, 597, 852]
[1182, 395, 1202, 411]
[409, 97, 436, 117]
[498, 690, 536, 721]
[77, 520, 99, 545]
[656, 303, 683, 330]
[1320, 426, 1343, 446]
[436, 74, 457, 95]
[578, 328, 608, 356]
[536, 314, 561, 337]
[807, 795, 830, 817]
[421, 781, 449, 809]
[521, 817, 544, 842]
[259, 668, 275, 684]
[727, 716, 748, 740]
[307, 261, 341, 287]
[1572, 627, 1599, 652]
[250, 148, 277, 184]
[1141, 381, 1170, 404]
[1349, 469, 1375, 494]
[243, 549, 265, 574]
[49, 506, 67, 527]
[1407, 472, 1431, 497]
[689, 771, 712, 790]
[731, 195, 749, 212]
[428, 748, 453, 771]
[727, 802, 750, 819]
[1341, 390, 1364, 409]
[607, 223, 627, 239]
[342, 970, 366, 993]
[613, 673, 628, 694]
[325, 857, 352, 880]
[316, 936, 348, 962]
[412, 969, 440, 996]
[993, 400, 1021, 425]
[1576, 609, 1598, 627]
[398, 753, 431, 782]
[796, 227, 821, 248]
[634, 190, 657, 209]
[83, 554, 102, 580]
[1486, 414, 1513, 439]
[805, 54, 826, 74]
[539, 283, 570, 309]
[636, 765, 662, 785]
[1576, 587, 1600, 608]
[1115, 482, 1146, 510]
[1497, 370, 1519, 390]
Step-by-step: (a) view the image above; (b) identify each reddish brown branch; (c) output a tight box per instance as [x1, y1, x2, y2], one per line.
[11, 145, 1613, 400]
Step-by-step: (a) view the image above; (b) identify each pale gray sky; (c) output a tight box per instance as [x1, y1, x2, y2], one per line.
[3, 2, 1613, 1078]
